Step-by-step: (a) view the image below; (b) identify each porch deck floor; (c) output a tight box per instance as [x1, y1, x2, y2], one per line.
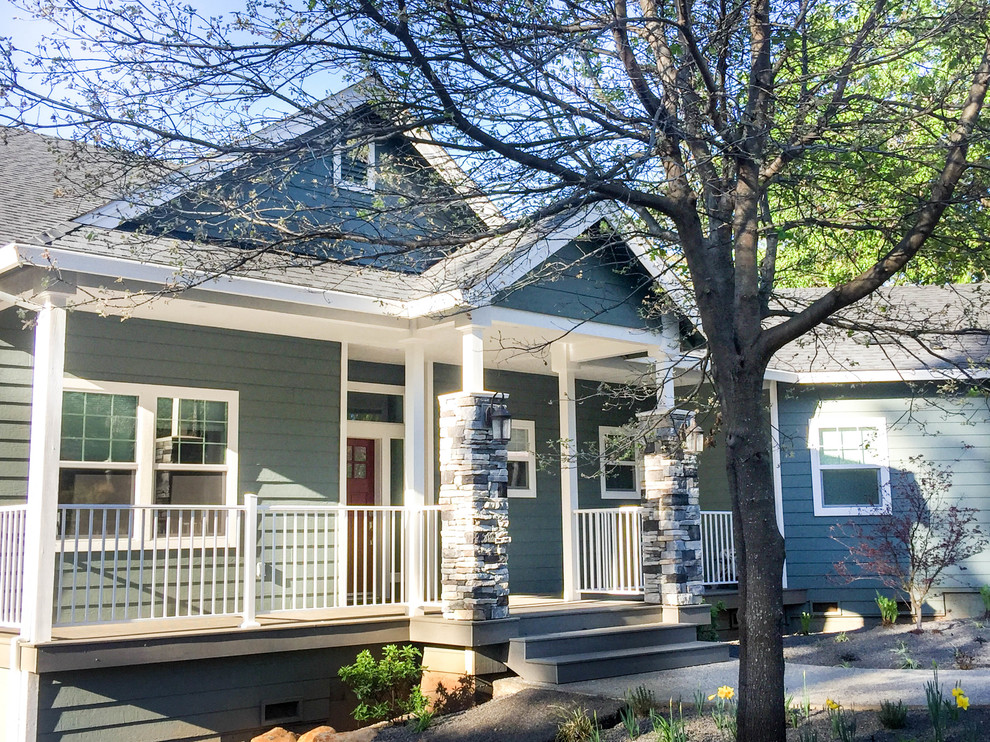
[1, 595, 648, 645]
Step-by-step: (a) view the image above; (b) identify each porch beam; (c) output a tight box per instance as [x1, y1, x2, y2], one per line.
[552, 343, 580, 601]
[404, 340, 428, 613]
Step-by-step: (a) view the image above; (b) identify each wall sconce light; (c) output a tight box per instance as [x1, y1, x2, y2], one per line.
[487, 392, 512, 443]
[669, 408, 704, 454]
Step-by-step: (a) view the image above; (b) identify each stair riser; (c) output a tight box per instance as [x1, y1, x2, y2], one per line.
[515, 607, 665, 635]
[518, 645, 730, 684]
[519, 625, 699, 658]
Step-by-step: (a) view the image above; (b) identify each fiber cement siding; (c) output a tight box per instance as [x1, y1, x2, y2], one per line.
[778, 382, 990, 616]
[0, 312, 341, 504]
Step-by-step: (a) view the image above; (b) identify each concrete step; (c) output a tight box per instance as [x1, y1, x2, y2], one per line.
[507, 640, 730, 684]
[514, 622, 699, 659]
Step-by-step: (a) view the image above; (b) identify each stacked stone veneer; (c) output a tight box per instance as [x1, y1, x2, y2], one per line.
[641, 410, 704, 606]
[437, 391, 510, 621]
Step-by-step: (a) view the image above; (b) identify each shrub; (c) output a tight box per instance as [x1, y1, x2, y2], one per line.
[981, 585, 990, 619]
[338, 644, 428, 724]
[877, 699, 908, 729]
[832, 457, 989, 631]
[624, 684, 659, 716]
[876, 592, 899, 626]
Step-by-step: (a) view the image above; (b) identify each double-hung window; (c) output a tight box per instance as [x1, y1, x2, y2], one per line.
[809, 415, 890, 516]
[58, 381, 238, 534]
[506, 420, 537, 498]
[599, 426, 641, 500]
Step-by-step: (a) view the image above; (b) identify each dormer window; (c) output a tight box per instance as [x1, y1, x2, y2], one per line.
[334, 139, 377, 191]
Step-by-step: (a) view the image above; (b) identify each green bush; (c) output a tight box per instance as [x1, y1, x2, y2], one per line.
[876, 593, 899, 626]
[338, 644, 428, 724]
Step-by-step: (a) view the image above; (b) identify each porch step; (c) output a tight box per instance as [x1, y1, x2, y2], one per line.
[512, 602, 666, 636]
[506, 622, 730, 684]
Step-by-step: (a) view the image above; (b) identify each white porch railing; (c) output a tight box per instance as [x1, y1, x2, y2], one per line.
[701, 510, 737, 585]
[255, 504, 441, 612]
[576, 507, 738, 593]
[0, 504, 28, 628]
[42, 502, 442, 627]
[576, 507, 645, 594]
[55, 505, 245, 625]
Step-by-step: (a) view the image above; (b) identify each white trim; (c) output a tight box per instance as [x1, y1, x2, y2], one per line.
[471, 304, 665, 344]
[506, 419, 537, 499]
[60, 380, 239, 512]
[765, 367, 990, 385]
[348, 381, 406, 395]
[403, 341, 427, 613]
[808, 414, 891, 517]
[598, 426, 641, 501]
[769, 380, 787, 588]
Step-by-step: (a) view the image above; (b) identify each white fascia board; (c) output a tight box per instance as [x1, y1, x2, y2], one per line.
[461, 206, 604, 306]
[407, 130, 507, 229]
[0, 243, 24, 275]
[12, 243, 411, 317]
[472, 304, 665, 344]
[401, 289, 466, 317]
[764, 366, 990, 384]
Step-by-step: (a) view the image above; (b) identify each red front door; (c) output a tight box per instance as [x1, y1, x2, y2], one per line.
[346, 439, 376, 600]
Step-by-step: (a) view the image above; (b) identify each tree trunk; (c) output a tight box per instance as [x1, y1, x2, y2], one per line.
[720, 367, 786, 742]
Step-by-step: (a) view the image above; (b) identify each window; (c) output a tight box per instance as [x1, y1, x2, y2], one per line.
[599, 426, 640, 500]
[334, 140, 376, 190]
[58, 381, 238, 532]
[809, 415, 890, 516]
[507, 420, 537, 498]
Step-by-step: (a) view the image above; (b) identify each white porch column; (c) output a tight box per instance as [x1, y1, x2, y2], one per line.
[459, 325, 486, 393]
[404, 341, 428, 614]
[552, 343, 580, 601]
[21, 298, 66, 643]
[13, 297, 67, 742]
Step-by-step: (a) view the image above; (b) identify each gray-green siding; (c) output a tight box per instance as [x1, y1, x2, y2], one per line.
[37, 646, 361, 742]
[778, 382, 990, 616]
[0, 312, 342, 504]
[494, 238, 661, 329]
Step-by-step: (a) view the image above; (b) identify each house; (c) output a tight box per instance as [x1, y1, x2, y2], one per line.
[704, 286, 990, 627]
[0, 88, 731, 742]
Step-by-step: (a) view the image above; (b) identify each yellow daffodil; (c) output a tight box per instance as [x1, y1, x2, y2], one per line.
[707, 693, 716, 701]
[825, 699, 841, 710]
[956, 694, 970, 710]
[717, 686, 734, 700]
[952, 686, 965, 698]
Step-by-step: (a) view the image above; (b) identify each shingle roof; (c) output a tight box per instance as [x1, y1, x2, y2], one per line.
[0, 127, 584, 307]
[768, 284, 990, 376]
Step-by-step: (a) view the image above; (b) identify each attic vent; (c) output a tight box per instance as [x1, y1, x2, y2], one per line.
[262, 699, 301, 724]
[335, 140, 376, 190]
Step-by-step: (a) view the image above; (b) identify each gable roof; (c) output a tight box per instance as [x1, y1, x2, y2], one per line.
[0, 124, 675, 324]
[767, 284, 990, 383]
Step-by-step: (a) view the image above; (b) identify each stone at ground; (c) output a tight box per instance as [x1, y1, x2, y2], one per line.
[297, 725, 337, 742]
[251, 728, 298, 742]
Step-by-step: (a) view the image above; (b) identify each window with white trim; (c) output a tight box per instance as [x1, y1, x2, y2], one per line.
[809, 415, 890, 516]
[334, 140, 377, 191]
[58, 381, 238, 532]
[599, 426, 641, 500]
[506, 420, 537, 498]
